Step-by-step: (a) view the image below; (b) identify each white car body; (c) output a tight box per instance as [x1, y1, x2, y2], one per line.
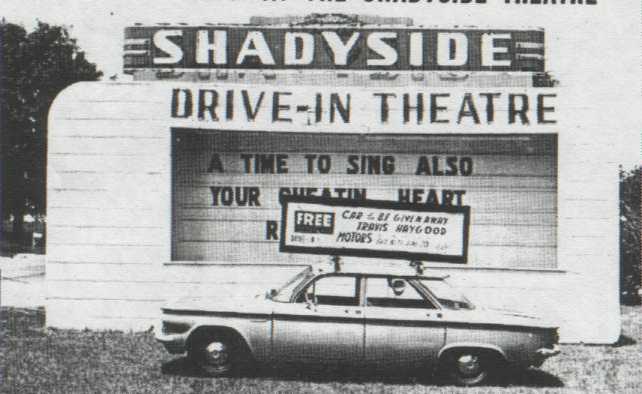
[156, 263, 560, 385]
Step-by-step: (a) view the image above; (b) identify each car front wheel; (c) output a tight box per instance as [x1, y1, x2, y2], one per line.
[442, 349, 496, 386]
[189, 334, 240, 377]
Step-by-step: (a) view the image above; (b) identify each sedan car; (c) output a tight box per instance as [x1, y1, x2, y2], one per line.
[156, 262, 560, 386]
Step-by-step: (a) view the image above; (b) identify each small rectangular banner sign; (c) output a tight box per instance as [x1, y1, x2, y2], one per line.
[280, 196, 470, 263]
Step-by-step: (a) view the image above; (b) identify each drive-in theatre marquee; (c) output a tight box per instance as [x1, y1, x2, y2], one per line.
[45, 13, 624, 344]
[280, 196, 470, 263]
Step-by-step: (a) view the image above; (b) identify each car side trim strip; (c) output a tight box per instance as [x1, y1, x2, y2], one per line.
[161, 308, 553, 332]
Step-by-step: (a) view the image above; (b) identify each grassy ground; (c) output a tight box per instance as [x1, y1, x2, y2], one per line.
[0, 307, 640, 394]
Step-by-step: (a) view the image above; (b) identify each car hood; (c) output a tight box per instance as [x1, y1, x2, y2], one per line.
[162, 294, 272, 315]
[443, 307, 558, 330]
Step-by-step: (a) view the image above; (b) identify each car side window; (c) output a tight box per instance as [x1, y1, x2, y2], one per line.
[297, 275, 359, 307]
[366, 277, 436, 309]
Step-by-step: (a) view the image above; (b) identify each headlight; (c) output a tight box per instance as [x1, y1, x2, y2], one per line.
[162, 321, 191, 335]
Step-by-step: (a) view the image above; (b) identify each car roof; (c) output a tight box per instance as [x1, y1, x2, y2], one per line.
[308, 260, 449, 280]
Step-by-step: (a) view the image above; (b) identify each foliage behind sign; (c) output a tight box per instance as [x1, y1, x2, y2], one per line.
[0, 21, 102, 237]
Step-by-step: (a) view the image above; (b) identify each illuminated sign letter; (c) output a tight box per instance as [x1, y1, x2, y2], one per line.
[409, 32, 424, 67]
[284, 32, 315, 65]
[437, 32, 468, 67]
[322, 31, 360, 66]
[236, 31, 276, 65]
[196, 30, 227, 64]
[153, 30, 184, 64]
[367, 32, 399, 66]
[481, 33, 511, 67]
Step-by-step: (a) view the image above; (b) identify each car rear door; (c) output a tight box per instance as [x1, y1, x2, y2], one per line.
[363, 276, 446, 369]
[271, 274, 365, 364]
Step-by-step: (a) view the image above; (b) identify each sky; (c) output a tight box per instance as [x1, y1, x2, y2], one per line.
[2, 0, 640, 170]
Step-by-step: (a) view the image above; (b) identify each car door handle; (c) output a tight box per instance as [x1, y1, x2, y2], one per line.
[345, 309, 362, 315]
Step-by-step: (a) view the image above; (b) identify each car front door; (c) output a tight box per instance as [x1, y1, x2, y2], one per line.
[271, 274, 365, 365]
[363, 276, 446, 369]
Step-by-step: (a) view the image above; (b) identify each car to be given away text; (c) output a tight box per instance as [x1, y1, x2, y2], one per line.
[156, 262, 560, 386]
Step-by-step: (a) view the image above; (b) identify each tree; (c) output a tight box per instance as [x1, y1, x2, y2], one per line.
[0, 21, 102, 239]
[620, 166, 641, 304]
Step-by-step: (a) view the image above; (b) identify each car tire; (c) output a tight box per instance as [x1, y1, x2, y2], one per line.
[188, 333, 242, 377]
[441, 349, 496, 386]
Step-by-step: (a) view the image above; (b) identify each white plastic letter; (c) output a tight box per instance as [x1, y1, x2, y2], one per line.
[437, 32, 468, 67]
[236, 31, 276, 65]
[284, 32, 314, 65]
[196, 30, 227, 64]
[153, 30, 183, 64]
[481, 33, 511, 67]
[409, 32, 423, 67]
[367, 32, 398, 66]
[322, 32, 360, 66]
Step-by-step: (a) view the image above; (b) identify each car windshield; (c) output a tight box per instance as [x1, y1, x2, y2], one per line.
[270, 267, 314, 303]
[420, 279, 475, 310]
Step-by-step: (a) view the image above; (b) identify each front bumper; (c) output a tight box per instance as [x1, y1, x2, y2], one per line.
[154, 323, 189, 354]
[533, 344, 561, 366]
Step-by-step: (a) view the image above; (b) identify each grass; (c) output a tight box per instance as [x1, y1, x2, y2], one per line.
[0, 307, 640, 393]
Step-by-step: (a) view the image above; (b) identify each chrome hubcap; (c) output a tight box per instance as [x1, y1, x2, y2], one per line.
[205, 342, 229, 366]
[457, 354, 482, 377]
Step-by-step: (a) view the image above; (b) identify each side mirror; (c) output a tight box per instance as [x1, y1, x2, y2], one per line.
[267, 289, 278, 299]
